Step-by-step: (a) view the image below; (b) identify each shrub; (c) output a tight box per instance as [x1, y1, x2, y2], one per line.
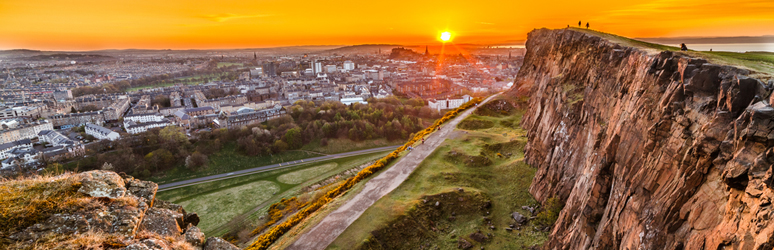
[534, 196, 563, 227]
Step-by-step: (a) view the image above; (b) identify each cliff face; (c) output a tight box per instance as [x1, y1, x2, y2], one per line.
[0, 170, 239, 250]
[516, 28, 774, 249]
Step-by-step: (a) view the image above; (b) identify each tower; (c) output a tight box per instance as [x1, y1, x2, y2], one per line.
[425, 46, 429, 56]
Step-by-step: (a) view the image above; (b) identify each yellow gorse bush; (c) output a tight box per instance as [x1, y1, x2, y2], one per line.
[246, 98, 482, 250]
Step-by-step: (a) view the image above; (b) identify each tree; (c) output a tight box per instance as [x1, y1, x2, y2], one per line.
[159, 126, 188, 146]
[70, 107, 77, 113]
[283, 128, 303, 149]
[145, 148, 174, 171]
[185, 152, 208, 171]
[272, 140, 289, 153]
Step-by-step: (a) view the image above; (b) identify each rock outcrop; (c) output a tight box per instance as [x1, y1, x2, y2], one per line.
[1, 170, 238, 250]
[515, 28, 774, 249]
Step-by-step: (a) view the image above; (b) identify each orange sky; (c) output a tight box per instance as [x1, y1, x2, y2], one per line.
[1, 0, 773, 50]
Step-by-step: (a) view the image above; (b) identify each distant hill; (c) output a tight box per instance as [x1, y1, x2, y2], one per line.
[315, 44, 403, 55]
[25, 53, 115, 61]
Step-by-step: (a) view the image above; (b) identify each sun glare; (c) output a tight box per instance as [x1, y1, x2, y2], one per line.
[440, 31, 451, 42]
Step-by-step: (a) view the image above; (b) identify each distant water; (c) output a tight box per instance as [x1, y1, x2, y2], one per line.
[667, 43, 774, 53]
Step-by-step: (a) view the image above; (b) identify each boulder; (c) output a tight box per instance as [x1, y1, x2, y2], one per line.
[139, 207, 183, 236]
[457, 238, 473, 249]
[203, 237, 240, 250]
[512, 211, 527, 224]
[185, 212, 201, 227]
[469, 232, 488, 243]
[185, 226, 206, 246]
[125, 176, 158, 207]
[78, 170, 127, 199]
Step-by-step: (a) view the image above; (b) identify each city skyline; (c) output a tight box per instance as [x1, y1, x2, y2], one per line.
[2, 0, 774, 50]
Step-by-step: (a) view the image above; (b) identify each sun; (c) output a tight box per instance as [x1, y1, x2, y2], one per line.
[440, 31, 452, 42]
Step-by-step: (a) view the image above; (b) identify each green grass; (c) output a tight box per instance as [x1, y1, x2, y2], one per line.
[177, 181, 280, 232]
[569, 27, 774, 76]
[329, 108, 548, 249]
[156, 151, 388, 236]
[300, 138, 402, 155]
[277, 163, 338, 184]
[149, 142, 324, 184]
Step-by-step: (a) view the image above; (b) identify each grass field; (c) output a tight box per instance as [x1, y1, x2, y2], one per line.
[149, 142, 324, 184]
[177, 181, 280, 232]
[328, 103, 549, 249]
[277, 163, 338, 184]
[570, 28, 774, 76]
[156, 151, 388, 235]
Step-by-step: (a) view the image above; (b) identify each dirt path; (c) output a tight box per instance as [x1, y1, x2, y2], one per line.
[286, 94, 499, 250]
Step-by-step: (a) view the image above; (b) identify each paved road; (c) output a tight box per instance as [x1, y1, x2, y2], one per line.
[157, 146, 398, 191]
[287, 94, 499, 250]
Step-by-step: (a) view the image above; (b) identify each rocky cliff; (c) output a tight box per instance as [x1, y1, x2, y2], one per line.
[515, 28, 774, 249]
[0, 170, 239, 250]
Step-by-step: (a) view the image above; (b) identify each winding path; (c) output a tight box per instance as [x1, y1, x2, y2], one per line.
[287, 94, 499, 250]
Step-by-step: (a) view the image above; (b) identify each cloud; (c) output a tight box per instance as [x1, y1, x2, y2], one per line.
[479, 22, 495, 25]
[201, 13, 271, 22]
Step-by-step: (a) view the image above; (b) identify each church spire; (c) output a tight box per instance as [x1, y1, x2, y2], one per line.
[425, 46, 429, 56]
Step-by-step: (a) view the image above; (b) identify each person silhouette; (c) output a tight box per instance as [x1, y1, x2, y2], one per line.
[578, 21, 581, 27]
[680, 43, 688, 51]
[586, 22, 589, 29]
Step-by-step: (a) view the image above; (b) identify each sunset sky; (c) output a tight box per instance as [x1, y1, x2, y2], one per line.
[1, 0, 773, 50]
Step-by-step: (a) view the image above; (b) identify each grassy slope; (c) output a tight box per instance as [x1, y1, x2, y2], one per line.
[156, 152, 387, 236]
[328, 107, 549, 249]
[568, 28, 774, 77]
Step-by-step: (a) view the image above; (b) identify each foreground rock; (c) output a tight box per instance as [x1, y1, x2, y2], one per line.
[1, 170, 237, 250]
[515, 28, 774, 249]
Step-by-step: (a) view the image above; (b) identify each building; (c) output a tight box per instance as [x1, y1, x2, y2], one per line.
[38, 130, 76, 147]
[124, 113, 164, 124]
[104, 97, 130, 121]
[0, 139, 32, 160]
[214, 105, 286, 129]
[326, 65, 337, 73]
[85, 123, 120, 141]
[340, 97, 367, 105]
[0, 121, 53, 144]
[343, 61, 355, 71]
[124, 119, 172, 134]
[314, 61, 323, 74]
[53, 90, 73, 101]
[49, 111, 105, 129]
[170, 92, 182, 107]
[263, 62, 277, 77]
[173, 107, 216, 128]
[250, 67, 264, 78]
[1, 147, 41, 169]
[0, 106, 42, 119]
[428, 95, 473, 111]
